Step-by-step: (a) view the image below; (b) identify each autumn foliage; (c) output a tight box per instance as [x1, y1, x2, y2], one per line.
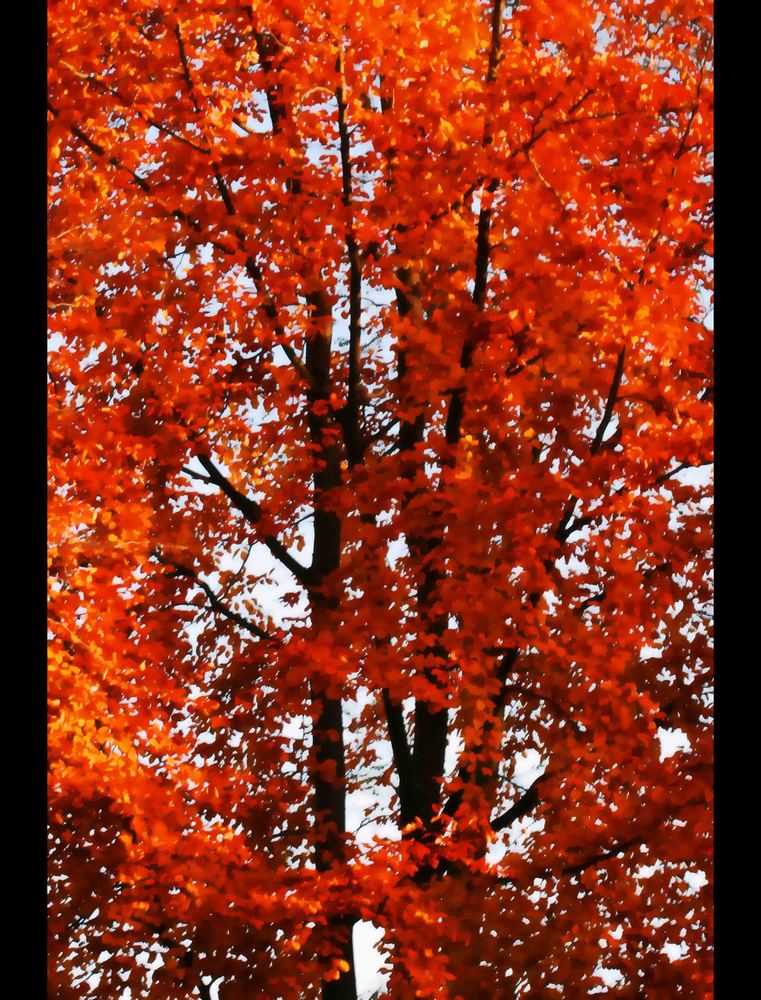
[48, 0, 713, 997]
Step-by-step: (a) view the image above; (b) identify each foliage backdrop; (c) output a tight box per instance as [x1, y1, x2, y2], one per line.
[48, 1, 713, 997]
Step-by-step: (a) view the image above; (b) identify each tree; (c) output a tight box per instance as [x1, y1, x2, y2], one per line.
[48, 1, 713, 997]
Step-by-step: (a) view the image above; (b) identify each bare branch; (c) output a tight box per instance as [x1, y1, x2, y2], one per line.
[381, 690, 417, 825]
[491, 774, 547, 832]
[335, 45, 365, 466]
[161, 558, 275, 642]
[590, 346, 626, 455]
[197, 454, 313, 587]
[173, 24, 201, 115]
[562, 836, 644, 876]
[181, 465, 212, 484]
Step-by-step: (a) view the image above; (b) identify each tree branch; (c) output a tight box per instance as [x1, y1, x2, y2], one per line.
[162, 558, 275, 641]
[335, 45, 365, 467]
[562, 835, 644, 876]
[197, 454, 313, 586]
[181, 465, 212, 484]
[555, 346, 626, 543]
[60, 61, 211, 154]
[381, 689, 416, 825]
[590, 346, 626, 456]
[69, 124, 151, 192]
[173, 23, 313, 391]
[443, 0, 504, 446]
[173, 23, 202, 115]
[491, 774, 546, 832]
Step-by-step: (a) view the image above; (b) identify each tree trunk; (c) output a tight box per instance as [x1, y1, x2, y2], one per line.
[305, 289, 358, 1000]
